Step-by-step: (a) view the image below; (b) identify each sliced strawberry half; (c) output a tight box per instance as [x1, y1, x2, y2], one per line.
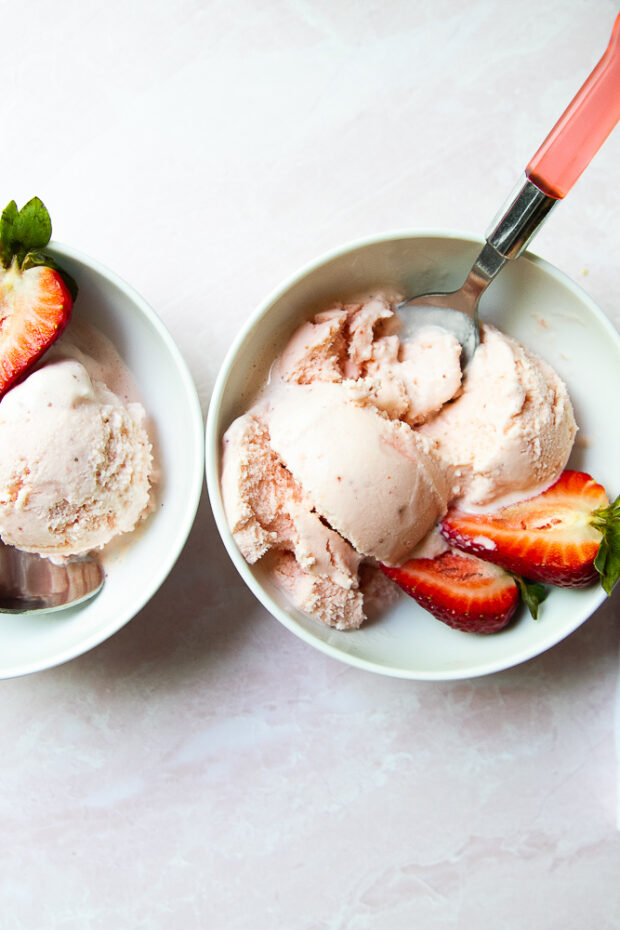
[0, 263, 72, 395]
[0, 197, 76, 399]
[381, 550, 520, 634]
[441, 470, 620, 591]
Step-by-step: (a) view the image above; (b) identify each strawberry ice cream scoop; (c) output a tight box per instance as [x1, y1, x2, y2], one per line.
[419, 325, 577, 509]
[266, 382, 450, 565]
[220, 296, 578, 630]
[0, 355, 153, 559]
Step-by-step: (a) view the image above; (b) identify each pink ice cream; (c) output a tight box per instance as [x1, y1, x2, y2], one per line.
[267, 382, 449, 565]
[0, 322, 154, 561]
[222, 412, 365, 629]
[419, 325, 576, 509]
[221, 295, 576, 630]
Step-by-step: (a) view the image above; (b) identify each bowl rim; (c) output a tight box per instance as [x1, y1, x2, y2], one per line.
[4, 240, 205, 678]
[205, 227, 615, 680]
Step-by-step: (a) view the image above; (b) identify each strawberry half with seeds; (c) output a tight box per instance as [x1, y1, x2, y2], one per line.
[441, 470, 620, 593]
[0, 197, 76, 399]
[381, 550, 524, 634]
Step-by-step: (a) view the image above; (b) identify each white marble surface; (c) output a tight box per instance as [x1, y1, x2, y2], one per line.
[2, 1, 620, 927]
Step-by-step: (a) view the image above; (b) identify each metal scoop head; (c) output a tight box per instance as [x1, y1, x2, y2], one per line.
[0, 542, 104, 614]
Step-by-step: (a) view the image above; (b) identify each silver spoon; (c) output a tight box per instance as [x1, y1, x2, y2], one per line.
[399, 179, 557, 366]
[400, 13, 620, 366]
[0, 540, 104, 614]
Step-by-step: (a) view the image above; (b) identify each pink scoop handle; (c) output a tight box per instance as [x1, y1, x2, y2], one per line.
[526, 14, 620, 199]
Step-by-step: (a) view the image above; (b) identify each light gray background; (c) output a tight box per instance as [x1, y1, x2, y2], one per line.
[2, 2, 619, 927]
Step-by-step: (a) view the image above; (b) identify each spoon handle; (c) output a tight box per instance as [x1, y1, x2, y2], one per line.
[526, 13, 620, 199]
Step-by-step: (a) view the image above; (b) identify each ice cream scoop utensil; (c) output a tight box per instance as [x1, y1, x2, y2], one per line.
[400, 13, 620, 366]
[0, 542, 104, 613]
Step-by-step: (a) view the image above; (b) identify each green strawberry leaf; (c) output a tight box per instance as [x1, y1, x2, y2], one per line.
[0, 197, 54, 269]
[0, 197, 77, 303]
[22, 250, 78, 302]
[592, 492, 620, 595]
[0, 200, 18, 268]
[13, 197, 52, 252]
[513, 575, 548, 620]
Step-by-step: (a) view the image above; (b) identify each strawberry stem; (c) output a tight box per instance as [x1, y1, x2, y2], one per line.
[0, 198, 78, 301]
[591, 493, 620, 595]
[512, 575, 548, 619]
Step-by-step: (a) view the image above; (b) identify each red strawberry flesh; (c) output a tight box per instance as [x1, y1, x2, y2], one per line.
[381, 550, 519, 634]
[0, 263, 72, 397]
[441, 470, 609, 587]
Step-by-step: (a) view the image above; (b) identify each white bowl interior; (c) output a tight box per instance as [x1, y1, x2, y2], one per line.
[0, 243, 204, 678]
[206, 232, 620, 680]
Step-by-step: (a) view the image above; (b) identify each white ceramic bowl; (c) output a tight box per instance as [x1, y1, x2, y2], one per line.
[206, 231, 620, 680]
[0, 243, 204, 679]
